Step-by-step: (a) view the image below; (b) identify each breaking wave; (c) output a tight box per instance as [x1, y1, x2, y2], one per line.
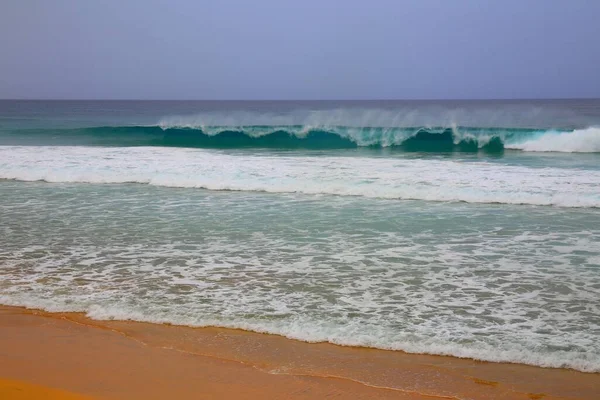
[2, 124, 599, 153]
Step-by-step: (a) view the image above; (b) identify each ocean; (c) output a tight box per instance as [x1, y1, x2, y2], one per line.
[0, 100, 599, 372]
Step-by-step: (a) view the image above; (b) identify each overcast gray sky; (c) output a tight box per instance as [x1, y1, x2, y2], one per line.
[1, 0, 599, 100]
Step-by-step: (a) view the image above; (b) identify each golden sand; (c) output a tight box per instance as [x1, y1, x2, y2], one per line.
[0, 306, 598, 399]
[0, 378, 93, 400]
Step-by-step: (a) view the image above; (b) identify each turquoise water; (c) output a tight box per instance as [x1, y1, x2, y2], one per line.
[1, 100, 599, 371]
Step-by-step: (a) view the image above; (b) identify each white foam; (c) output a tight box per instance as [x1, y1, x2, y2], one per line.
[506, 127, 600, 152]
[1, 183, 599, 372]
[0, 146, 599, 208]
[2, 298, 598, 372]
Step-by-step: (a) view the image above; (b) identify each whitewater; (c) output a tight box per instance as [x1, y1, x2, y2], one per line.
[1, 145, 599, 208]
[1, 100, 600, 373]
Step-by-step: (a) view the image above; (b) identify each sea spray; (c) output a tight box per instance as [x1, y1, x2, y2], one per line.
[2, 124, 599, 152]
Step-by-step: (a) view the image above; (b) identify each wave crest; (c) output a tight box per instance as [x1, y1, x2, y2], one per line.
[4, 123, 600, 153]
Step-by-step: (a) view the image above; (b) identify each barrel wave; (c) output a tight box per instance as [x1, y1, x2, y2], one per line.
[3, 124, 600, 153]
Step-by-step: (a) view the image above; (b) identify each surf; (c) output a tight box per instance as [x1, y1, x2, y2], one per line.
[1, 145, 599, 208]
[2, 124, 599, 153]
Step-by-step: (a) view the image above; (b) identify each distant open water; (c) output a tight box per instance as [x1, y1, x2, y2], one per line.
[0, 100, 599, 371]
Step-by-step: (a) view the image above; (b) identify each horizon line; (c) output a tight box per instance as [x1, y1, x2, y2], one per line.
[1, 97, 599, 102]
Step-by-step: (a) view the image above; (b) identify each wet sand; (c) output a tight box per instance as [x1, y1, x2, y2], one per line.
[0, 306, 598, 399]
[0, 378, 93, 400]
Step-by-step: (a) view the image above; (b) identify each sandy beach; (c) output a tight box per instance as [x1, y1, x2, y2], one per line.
[2, 0, 600, 398]
[0, 305, 597, 399]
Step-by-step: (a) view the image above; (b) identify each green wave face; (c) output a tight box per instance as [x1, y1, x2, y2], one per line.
[0, 125, 566, 153]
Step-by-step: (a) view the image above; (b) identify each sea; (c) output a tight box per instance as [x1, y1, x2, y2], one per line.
[0, 99, 599, 372]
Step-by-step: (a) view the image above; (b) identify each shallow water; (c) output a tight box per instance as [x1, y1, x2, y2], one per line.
[1, 100, 599, 371]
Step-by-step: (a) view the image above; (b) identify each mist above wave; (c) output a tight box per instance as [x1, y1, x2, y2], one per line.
[156, 103, 596, 130]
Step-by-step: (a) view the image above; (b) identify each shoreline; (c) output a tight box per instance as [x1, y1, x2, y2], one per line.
[1, 305, 599, 399]
[1, 301, 596, 373]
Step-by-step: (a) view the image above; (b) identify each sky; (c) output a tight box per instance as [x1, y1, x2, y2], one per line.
[0, 0, 599, 100]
